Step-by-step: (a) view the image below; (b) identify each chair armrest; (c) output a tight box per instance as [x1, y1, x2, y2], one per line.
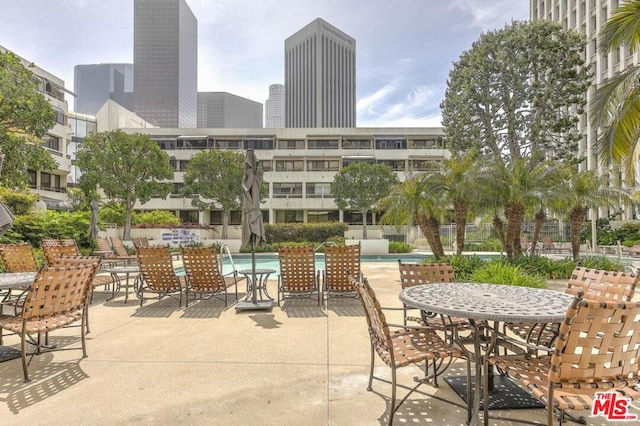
[489, 324, 554, 354]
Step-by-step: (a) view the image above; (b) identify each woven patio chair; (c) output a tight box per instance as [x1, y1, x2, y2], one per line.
[351, 274, 464, 426]
[277, 245, 320, 306]
[180, 246, 243, 307]
[136, 246, 183, 306]
[41, 240, 80, 267]
[0, 262, 98, 381]
[109, 237, 137, 264]
[397, 260, 469, 344]
[485, 292, 640, 425]
[0, 243, 39, 316]
[322, 244, 361, 303]
[505, 267, 639, 351]
[132, 237, 149, 248]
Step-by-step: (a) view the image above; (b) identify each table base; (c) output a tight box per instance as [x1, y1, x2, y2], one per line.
[444, 375, 544, 410]
[235, 300, 273, 311]
[0, 345, 21, 362]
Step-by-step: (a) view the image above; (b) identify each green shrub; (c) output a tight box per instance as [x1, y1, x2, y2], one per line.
[465, 238, 502, 252]
[2, 210, 93, 248]
[0, 187, 38, 215]
[265, 222, 348, 243]
[579, 256, 624, 272]
[445, 254, 486, 281]
[471, 260, 546, 288]
[99, 203, 126, 226]
[389, 241, 413, 253]
[511, 255, 577, 279]
[134, 210, 180, 226]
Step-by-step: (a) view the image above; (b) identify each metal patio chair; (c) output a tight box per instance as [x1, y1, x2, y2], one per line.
[277, 245, 320, 306]
[322, 243, 361, 303]
[136, 246, 183, 306]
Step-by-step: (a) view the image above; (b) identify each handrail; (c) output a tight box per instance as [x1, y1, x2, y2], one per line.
[218, 244, 238, 275]
[315, 241, 337, 252]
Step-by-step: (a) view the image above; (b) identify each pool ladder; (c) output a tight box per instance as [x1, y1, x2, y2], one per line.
[218, 244, 239, 275]
[315, 241, 337, 252]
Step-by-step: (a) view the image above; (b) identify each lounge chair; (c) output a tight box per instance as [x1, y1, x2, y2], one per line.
[322, 244, 361, 303]
[0, 243, 39, 316]
[180, 246, 243, 306]
[277, 245, 320, 306]
[136, 246, 183, 306]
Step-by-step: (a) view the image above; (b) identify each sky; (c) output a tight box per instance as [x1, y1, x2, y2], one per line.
[0, 0, 529, 127]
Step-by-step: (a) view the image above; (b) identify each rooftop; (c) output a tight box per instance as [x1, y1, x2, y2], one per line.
[1, 262, 638, 425]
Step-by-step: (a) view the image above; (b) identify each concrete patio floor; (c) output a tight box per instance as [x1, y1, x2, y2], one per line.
[1, 262, 639, 425]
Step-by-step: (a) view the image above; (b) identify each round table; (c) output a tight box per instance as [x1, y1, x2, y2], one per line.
[400, 282, 575, 426]
[236, 268, 275, 311]
[108, 265, 141, 303]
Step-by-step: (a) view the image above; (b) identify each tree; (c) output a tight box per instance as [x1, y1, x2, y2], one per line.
[378, 174, 447, 259]
[429, 150, 480, 254]
[552, 167, 628, 261]
[75, 130, 174, 240]
[0, 50, 56, 188]
[593, 0, 640, 183]
[331, 162, 399, 239]
[441, 20, 590, 166]
[181, 150, 245, 239]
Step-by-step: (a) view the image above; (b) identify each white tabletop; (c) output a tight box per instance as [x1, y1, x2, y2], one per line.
[400, 282, 575, 323]
[0, 272, 36, 290]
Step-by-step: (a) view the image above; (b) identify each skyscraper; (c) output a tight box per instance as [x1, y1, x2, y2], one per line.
[285, 18, 356, 128]
[74, 63, 133, 116]
[197, 92, 263, 128]
[265, 84, 284, 128]
[133, 0, 197, 128]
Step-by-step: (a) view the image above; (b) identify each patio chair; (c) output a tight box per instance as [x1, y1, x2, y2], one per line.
[180, 246, 243, 307]
[277, 245, 320, 306]
[109, 237, 137, 264]
[351, 274, 464, 426]
[485, 292, 640, 425]
[136, 246, 183, 306]
[132, 237, 149, 248]
[0, 243, 39, 316]
[505, 266, 639, 351]
[41, 240, 80, 267]
[0, 262, 98, 381]
[397, 261, 469, 342]
[322, 244, 361, 303]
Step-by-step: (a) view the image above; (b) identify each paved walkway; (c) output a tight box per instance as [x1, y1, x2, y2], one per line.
[0, 262, 638, 425]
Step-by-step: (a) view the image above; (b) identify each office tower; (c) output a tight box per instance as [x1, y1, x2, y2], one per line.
[285, 18, 356, 128]
[74, 63, 133, 115]
[265, 84, 284, 128]
[530, 0, 639, 171]
[133, 0, 197, 128]
[197, 92, 263, 128]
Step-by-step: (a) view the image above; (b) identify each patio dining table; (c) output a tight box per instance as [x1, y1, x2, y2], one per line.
[0, 272, 36, 362]
[399, 282, 575, 426]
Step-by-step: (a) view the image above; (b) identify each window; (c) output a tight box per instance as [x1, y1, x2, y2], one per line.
[40, 172, 61, 191]
[342, 157, 375, 167]
[375, 138, 406, 149]
[341, 139, 372, 149]
[306, 183, 332, 198]
[28, 170, 37, 189]
[42, 134, 60, 151]
[53, 107, 65, 125]
[410, 159, 441, 171]
[343, 211, 374, 225]
[273, 182, 302, 198]
[277, 139, 305, 149]
[210, 210, 242, 225]
[156, 139, 177, 150]
[409, 138, 445, 149]
[307, 160, 339, 171]
[275, 210, 304, 223]
[308, 139, 338, 149]
[179, 210, 199, 224]
[261, 160, 272, 172]
[275, 160, 304, 171]
[244, 138, 274, 150]
[177, 138, 207, 149]
[172, 183, 183, 196]
[377, 160, 405, 171]
[178, 160, 189, 171]
[307, 210, 339, 222]
[213, 139, 242, 149]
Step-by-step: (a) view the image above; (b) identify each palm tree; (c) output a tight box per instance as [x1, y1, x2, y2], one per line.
[430, 150, 479, 255]
[378, 174, 447, 259]
[552, 167, 629, 261]
[593, 0, 640, 183]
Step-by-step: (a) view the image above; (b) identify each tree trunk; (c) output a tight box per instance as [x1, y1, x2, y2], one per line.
[531, 209, 546, 256]
[453, 200, 468, 255]
[123, 194, 134, 240]
[362, 209, 368, 240]
[222, 209, 230, 239]
[570, 206, 587, 262]
[416, 213, 444, 259]
[504, 203, 525, 260]
[492, 215, 506, 251]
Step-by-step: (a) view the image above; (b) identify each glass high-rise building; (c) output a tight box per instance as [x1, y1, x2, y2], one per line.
[133, 0, 197, 128]
[74, 63, 133, 116]
[197, 92, 263, 128]
[285, 18, 356, 128]
[265, 84, 284, 128]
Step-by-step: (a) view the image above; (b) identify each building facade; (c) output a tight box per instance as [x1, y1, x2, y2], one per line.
[133, 0, 197, 128]
[265, 84, 284, 128]
[285, 18, 356, 128]
[197, 92, 263, 128]
[74, 63, 133, 115]
[530, 0, 637, 172]
[121, 127, 446, 234]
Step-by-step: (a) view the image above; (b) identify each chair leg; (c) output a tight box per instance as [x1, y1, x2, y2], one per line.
[81, 312, 87, 358]
[21, 331, 29, 382]
[367, 344, 375, 391]
[388, 367, 397, 426]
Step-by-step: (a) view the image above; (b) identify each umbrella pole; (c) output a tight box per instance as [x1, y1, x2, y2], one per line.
[251, 235, 257, 304]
